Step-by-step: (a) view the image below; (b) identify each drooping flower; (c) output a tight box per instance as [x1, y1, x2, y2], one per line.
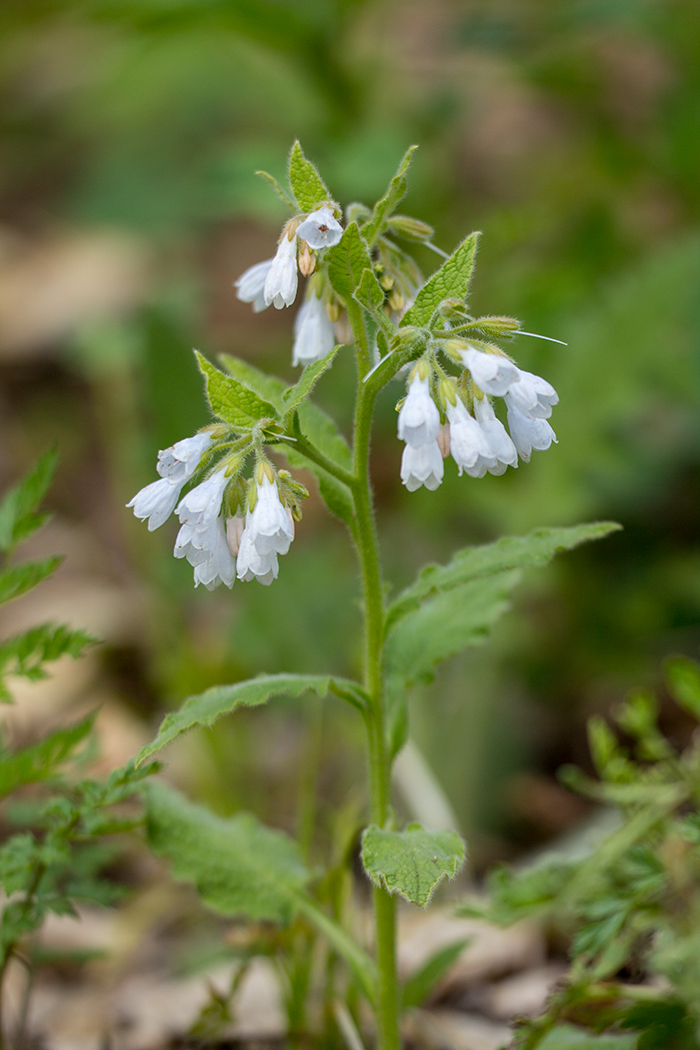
[400, 441, 444, 491]
[236, 476, 295, 585]
[504, 370, 558, 420]
[234, 260, 273, 313]
[445, 397, 496, 477]
[176, 469, 229, 530]
[236, 528, 279, 587]
[473, 397, 518, 475]
[398, 374, 441, 448]
[296, 206, 343, 250]
[264, 230, 298, 309]
[293, 292, 336, 366]
[191, 516, 236, 590]
[459, 347, 521, 397]
[506, 403, 557, 462]
[127, 477, 184, 531]
[157, 432, 215, 485]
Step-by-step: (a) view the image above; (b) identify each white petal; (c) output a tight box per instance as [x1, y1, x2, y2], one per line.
[505, 370, 558, 419]
[400, 442, 444, 491]
[235, 260, 273, 309]
[293, 294, 336, 366]
[157, 432, 214, 483]
[264, 233, 298, 308]
[460, 347, 520, 397]
[296, 207, 343, 249]
[398, 375, 441, 448]
[127, 477, 183, 531]
[507, 404, 557, 461]
[176, 470, 229, 528]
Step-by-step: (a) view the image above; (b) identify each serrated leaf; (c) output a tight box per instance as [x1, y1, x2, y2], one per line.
[196, 352, 278, 428]
[0, 449, 58, 555]
[282, 345, 342, 413]
[288, 141, 332, 213]
[361, 824, 465, 907]
[354, 267, 385, 312]
[256, 169, 295, 209]
[387, 523, 621, 632]
[219, 354, 287, 410]
[0, 557, 63, 607]
[385, 572, 520, 691]
[400, 232, 480, 328]
[137, 674, 363, 764]
[536, 1026, 636, 1049]
[401, 938, 469, 1009]
[146, 782, 310, 924]
[0, 716, 95, 799]
[363, 145, 418, 248]
[327, 223, 372, 302]
[0, 624, 95, 698]
[666, 657, 700, 721]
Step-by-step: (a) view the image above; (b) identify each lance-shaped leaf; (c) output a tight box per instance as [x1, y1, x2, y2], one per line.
[219, 354, 287, 411]
[196, 352, 278, 428]
[147, 782, 310, 924]
[282, 345, 342, 414]
[361, 824, 465, 907]
[385, 572, 520, 691]
[0, 557, 62, 607]
[363, 145, 417, 248]
[0, 449, 58, 555]
[137, 674, 364, 765]
[354, 267, 385, 313]
[401, 939, 470, 1009]
[401, 231, 480, 328]
[288, 141, 333, 214]
[327, 223, 372, 302]
[387, 523, 621, 632]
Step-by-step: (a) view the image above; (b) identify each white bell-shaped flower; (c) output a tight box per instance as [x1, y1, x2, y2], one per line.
[506, 404, 557, 462]
[264, 231, 298, 309]
[296, 206, 343, 250]
[460, 347, 521, 397]
[176, 469, 229, 530]
[236, 528, 279, 586]
[505, 370, 558, 419]
[246, 477, 294, 556]
[400, 441, 444, 491]
[398, 374, 441, 449]
[157, 432, 214, 485]
[293, 292, 336, 366]
[192, 517, 236, 590]
[445, 397, 496, 477]
[473, 397, 518, 475]
[127, 477, 184, 531]
[234, 260, 273, 313]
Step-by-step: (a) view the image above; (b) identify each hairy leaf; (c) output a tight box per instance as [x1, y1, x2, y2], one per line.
[282, 345, 342, 413]
[288, 141, 332, 213]
[0, 716, 95, 799]
[354, 267, 385, 312]
[401, 232, 480, 328]
[363, 145, 418, 248]
[327, 223, 372, 302]
[0, 449, 58, 555]
[147, 782, 309, 924]
[0, 557, 63, 607]
[361, 824, 465, 907]
[387, 523, 621, 632]
[196, 352, 278, 428]
[137, 674, 364, 763]
[219, 354, 287, 410]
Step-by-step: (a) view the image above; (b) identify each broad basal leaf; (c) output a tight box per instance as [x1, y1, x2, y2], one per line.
[361, 824, 465, 907]
[0, 448, 58, 555]
[282, 345, 342, 414]
[137, 674, 363, 764]
[362, 145, 417, 248]
[400, 231, 480, 328]
[288, 141, 332, 214]
[327, 223, 372, 302]
[0, 715, 95, 798]
[147, 782, 310, 924]
[385, 572, 520, 690]
[0, 557, 62, 607]
[387, 523, 621, 632]
[196, 352, 278, 428]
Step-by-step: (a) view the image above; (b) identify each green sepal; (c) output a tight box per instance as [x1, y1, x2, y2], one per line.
[362, 145, 418, 248]
[196, 351, 278, 429]
[288, 141, 333, 214]
[282, 345, 342, 415]
[401, 231, 480, 328]
[361, 824, 465, 907]
[0, 448, 58, 555]
[327, 222, 372, 302]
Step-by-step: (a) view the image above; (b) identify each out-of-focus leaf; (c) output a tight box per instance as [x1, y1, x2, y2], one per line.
[0, 450, 58, 555]
[0, 716, 95, 799]
[0, 558, 63, 607]
[0, 624, 96, 702]
[666, 658, 700, 722]
[536, 1026, 636, 1049]
[361, 823, 465, 907]
[401, 938, 469, 1009]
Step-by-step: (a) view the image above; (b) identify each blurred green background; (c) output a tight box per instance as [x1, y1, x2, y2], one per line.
[1, 0, 699, 869]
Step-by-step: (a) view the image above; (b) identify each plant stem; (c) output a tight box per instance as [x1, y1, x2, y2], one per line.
[350, 357, 401, 1050]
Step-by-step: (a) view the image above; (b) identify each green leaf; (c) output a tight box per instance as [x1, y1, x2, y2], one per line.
[219, 354, 287, 410]
[256, 169, 295, 209]
[536, 1025, 636, 1049]
[288, 141, 333, 213]
[401, 938, 469, 1009]
[0, 624, 96, 701]
[137, 673, 363, 764]
[146, 782, 310, 924]
[666, 657, 700, 721]
[0, 557, 63, 607]
[354, 267, 385, 313]
[385, 571, 520, 690]
[0, 449, 58, 555]
[400, 232, 480, 328]
[282, 345, 342, 413]
[363, 145, 418, 248]
[387, 523, 621, 632]
[196, 352, 278, 428]
[0, 716, 95, 799]
[361, 824, 465, 907]
[327, 223, 372, 302]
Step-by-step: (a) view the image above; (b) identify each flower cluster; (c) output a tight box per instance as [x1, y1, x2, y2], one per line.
[127, 433, 306, 589]
[397, 345, 558, 491]
[235, 205, 343, 367]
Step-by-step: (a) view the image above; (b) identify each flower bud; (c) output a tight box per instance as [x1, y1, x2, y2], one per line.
[387, 215, 434, 241]
[437, 423, 451, 458]
[298, 241, 316, 276]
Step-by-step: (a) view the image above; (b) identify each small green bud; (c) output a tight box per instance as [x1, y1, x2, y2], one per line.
[438, 298, 469, 322]
[439, 378, 458, 407]
[387, 214, 434, 241]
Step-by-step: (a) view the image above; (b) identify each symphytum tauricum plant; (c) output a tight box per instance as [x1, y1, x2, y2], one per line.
[128, 142, 619, 1049]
